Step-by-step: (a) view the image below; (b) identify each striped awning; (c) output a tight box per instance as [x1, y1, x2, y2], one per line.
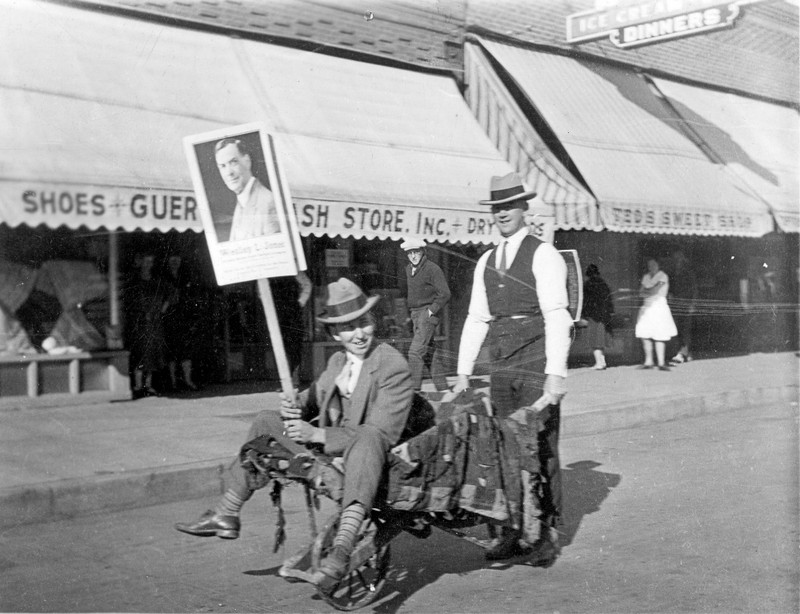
[472, 37, 776, 237]
[464, 42, 602, 231]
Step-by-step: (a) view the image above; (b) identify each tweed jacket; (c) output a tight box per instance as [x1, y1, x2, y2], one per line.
[296, 342, 413, 456]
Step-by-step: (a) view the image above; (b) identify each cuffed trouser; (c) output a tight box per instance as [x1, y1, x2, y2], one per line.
[225, 411, 389, 511]
[224, 410, 290, 499]
[340, 424, 388, 509]
[489, 337, 562, 529]
[408, 308, 448, 392]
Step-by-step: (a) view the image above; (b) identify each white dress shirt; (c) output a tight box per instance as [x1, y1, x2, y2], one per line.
[342, 352, 363, 397]
[457, 227, 573, 378]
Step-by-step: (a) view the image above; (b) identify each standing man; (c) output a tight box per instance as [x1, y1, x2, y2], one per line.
[453, 173, 572, 566]
[214, 138, 280, 241]
[668, 249, 698, 365]
[401, 238, 451, 392]
[175, 278, 413, 588]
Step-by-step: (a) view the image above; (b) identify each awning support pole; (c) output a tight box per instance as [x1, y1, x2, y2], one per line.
[109, 232, 119, 328]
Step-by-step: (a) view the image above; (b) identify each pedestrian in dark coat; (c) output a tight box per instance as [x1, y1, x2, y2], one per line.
[163, 254, 199, 390]
[582, 264, 614, 370]
[401, 238, 451, 392]
[126, 252, 167, 396]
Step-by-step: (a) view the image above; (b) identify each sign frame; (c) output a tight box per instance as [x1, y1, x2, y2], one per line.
[559, 249, 584, 323]
[183, 122, 306, 285]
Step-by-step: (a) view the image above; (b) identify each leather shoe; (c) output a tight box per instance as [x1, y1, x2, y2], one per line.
[528, 536, 559, 567]
[485, 528, 528, 560]
[175, 510, 240, 539]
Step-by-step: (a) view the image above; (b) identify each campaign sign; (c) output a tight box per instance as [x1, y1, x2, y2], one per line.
[183, 123, 306, 285]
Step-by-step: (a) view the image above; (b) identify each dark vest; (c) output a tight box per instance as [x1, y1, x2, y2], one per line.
[485, 234, 542, 318]
[484, 234, 546, 360]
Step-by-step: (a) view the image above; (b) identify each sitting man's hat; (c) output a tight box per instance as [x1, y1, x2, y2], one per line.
[479, 172, 537, 205]
[316, 277, 381, 324]
[400, 238, 426, 251]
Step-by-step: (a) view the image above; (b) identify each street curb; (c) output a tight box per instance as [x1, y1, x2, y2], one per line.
[563, 385, 798, 438]
[1, 385, 796, 530]
[0, 460, 228, 529]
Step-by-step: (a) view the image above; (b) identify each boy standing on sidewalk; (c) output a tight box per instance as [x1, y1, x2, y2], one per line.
[401, 239, 451, 392]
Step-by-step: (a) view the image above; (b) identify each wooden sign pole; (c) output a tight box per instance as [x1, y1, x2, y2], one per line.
[256, 277, 297, 403]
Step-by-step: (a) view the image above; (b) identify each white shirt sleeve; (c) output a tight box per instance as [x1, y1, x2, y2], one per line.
[456, 250, 492, 376]
[532, 242, 572, 378]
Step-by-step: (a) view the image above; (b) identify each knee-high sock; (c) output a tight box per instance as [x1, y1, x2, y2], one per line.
[216, 488, 252, 517]
[333, 502, 367, 554]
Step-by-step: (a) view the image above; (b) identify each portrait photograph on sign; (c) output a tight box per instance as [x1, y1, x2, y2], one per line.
[183, 123, 306, 285]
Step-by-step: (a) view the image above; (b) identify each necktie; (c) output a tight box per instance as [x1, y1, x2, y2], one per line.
[498, 241, 508, 276]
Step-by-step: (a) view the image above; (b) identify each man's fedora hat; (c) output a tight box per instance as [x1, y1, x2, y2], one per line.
[400, 238, 426, 251]
[316, 278, 381, 324]
[479, 172, 537, 205]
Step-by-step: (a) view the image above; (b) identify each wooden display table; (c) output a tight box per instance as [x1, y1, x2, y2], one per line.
[0, 350, 130, 408]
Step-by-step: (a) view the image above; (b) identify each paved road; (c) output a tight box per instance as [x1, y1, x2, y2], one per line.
[2, 400, 797, 613]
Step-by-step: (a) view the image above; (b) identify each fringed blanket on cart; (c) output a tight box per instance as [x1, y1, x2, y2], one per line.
[239, 390, 542, 527]
[385, 389, 541, 526]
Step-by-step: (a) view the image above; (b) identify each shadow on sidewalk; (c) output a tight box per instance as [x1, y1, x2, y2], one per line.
[559, 460, 621, 548]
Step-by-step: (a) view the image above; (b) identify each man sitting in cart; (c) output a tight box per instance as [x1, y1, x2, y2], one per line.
[175, 277, 414, 586]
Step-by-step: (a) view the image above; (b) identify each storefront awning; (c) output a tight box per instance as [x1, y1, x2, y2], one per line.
[463, 43, 601, 231]
[0, 0, 513, 244]
[474, 38, 776, 237]
[650, 77, 800, 233]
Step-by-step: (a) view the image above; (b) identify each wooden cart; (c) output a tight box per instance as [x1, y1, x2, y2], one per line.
[239, 389, 545, 611]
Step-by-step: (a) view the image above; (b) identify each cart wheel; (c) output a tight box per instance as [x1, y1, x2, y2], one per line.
[312, 514, 391, 611]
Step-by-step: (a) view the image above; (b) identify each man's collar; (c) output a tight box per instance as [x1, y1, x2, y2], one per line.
[344, 351, 365, 366]
[501, 226, 529, 248]
[409, 255, 426, 273]
[236, 177, 256, 206]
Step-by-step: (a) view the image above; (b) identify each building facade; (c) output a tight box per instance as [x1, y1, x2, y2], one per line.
[1, 0, 796, 404]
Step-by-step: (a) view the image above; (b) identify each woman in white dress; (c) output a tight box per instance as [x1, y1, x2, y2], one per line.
[635, 257, 678, 371]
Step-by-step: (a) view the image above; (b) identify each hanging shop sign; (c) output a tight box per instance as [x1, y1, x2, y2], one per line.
[566, 0, 762, 49]
[325, 249, 350, 268]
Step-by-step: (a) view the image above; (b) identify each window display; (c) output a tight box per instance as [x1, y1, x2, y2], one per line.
[0, 259, 109, 356]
